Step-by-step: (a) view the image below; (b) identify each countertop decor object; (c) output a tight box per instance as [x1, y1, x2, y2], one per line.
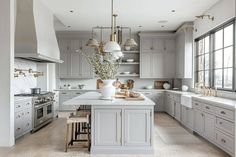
[182, 85, 189, 92]
[126, 59, 134, 62]
[163, 83, 171, 89]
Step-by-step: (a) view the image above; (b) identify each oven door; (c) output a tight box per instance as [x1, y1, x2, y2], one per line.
[45, 102, 54, 119]
[34, 104, 47, 127]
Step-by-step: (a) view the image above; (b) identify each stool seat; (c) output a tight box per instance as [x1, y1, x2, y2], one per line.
[67, 116, 89, 124]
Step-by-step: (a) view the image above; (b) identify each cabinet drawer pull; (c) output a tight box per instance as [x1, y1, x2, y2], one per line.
[62, 93, 67, 94]
[75, 93, 81, 94]
[205, 106, 210, 109]
[219, 122, 223, 125]
[17, 105, 21, 108]
[17, 128, 21, 130]
[221, 139, 226, 143]
[26, 103, 30, 106]
[195, 103, 199, 106]
[220, 111, 226, 115]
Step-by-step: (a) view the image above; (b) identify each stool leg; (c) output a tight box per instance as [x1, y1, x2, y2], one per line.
[75, 123, 78, 140]
[65, 124, 69, 152]
[71, 123, 74, 145]
[87, 123, 90, 151]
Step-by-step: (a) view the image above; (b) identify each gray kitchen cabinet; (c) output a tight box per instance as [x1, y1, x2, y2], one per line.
[152, 53, 164, 78]
[175, 23, 193, 78]
[141, 91, 164, 112]
[94, 109, 122, 146]
[204, 112, 215, 142]
[59, 90, 86, 111]
[53, 91, 59, 118]
[174, 102, 181, 121]
[58, 53, 70, 78]
[57, 38, 94, 79]
[181, 106, 194, 129]
[164, 93, 174, 116]
[164, 39, 176, 53]
[193, 109, 204, 134]
[14, 98, 32, 139]
[140, 52, 153, 78]
[124, 109, 151, 146]
[139, 32, 176, 79]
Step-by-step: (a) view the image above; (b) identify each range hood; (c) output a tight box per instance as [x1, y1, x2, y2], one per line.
[15, 0, 63, 63]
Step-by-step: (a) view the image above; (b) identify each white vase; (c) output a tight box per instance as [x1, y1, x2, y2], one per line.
[101, 79, 116, 99]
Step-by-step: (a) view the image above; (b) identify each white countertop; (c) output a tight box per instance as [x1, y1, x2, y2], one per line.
[54, 89, 97, 91]
[64, 91, 155, 106]
[14, 96, 33, 102]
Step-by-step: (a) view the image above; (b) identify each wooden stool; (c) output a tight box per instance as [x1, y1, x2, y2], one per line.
[65, 111, 90, 152]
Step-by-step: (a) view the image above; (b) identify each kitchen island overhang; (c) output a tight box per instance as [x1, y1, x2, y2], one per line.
[64, 91, 155, 154]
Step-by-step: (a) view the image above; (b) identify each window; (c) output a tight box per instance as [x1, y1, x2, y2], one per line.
[195, 21, 235, 91]
[213, 24, 234, 89]
[196, 36, 210, 86]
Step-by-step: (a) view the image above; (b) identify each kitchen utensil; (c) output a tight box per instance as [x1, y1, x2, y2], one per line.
[30, 88, 41, 94]
[127, 79, 134, 89]
[129, 92, 140, 98]
[163, 83, 171, 89]
[126, 59, 134, 62]
[182, 85, 189, 92]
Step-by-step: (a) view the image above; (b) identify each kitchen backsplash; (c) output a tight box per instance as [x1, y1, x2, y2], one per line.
[13, 59, 37, 94]
[58, 78, 173, 90]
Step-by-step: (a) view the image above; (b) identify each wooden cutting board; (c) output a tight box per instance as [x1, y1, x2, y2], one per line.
[114, 93, 126, 98]
[125, 96, 145, 101]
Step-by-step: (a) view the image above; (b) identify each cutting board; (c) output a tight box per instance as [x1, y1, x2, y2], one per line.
[125, 96, 145, 101]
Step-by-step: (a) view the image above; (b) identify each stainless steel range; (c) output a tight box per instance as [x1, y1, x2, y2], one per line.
[15, 92, 55, 132]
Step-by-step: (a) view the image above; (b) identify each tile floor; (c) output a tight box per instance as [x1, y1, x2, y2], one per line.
[0, 113, 230, 157]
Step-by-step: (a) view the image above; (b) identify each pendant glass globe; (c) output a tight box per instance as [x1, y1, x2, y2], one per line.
[104, 41, 121, 53]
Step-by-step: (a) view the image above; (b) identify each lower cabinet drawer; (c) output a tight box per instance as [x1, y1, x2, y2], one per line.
[192, 101, 202, 110]
[215, 130, 234, 154]
[215, 117, 234, 135]
[203, 103, 216, 114]
[215, 107, 234, 120]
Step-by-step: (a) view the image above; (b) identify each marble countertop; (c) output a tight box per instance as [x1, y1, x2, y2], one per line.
[14, 96, 32, 102]
[54, 89, 97, 91]
[63, 91, 155, 106]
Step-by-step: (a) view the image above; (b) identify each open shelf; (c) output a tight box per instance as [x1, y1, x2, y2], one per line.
[120, 62, 140, 65]
[117, 74, 140, 77]
[122, 51, 140, 54]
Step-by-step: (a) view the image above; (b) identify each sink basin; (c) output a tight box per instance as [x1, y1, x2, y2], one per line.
[181, 94, 194, 108]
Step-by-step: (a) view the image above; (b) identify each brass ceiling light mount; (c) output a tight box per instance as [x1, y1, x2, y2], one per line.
[195, 14, 214, 21]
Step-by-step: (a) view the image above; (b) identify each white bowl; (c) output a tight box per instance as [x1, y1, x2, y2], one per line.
[145, 86, 153, 89]
[122, 72, 130, 75]
[126, 59, 134, 62]
[182, 85, 189, 92]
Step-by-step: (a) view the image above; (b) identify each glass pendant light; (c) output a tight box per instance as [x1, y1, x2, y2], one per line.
[124, 28, 138, 47]
[86, 28, 99, 47]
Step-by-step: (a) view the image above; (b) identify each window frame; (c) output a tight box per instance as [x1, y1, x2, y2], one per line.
[195, 19, 235, 92]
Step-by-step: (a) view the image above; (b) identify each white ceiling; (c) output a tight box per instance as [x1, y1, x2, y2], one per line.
[42, 0, 220, 32]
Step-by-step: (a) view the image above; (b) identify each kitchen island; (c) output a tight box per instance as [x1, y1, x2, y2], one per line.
[64, 91, 155, 154]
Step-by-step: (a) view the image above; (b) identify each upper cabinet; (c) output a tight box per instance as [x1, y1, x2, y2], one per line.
[57, 37, 94, 79]
[175, 23, 193, 78]
[139, 33, 176, 78]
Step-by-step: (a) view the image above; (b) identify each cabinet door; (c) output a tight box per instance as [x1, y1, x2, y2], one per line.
[124, 110, 151, 146]
[141, 38, 153, 51]
[181, 106, 187, 124]
[163, 52, 175, 78]
[70, 53, 81, 78]
[204, 113, 215, 142]
[94, 109, 122, 146]
[193, 109, 204, 134]
[164, 39, 175, 53]
[187, 108, 194, 129]
[140, 52, 152, 78]
[152, 53, 164, 78]
[70, 39, 81, 53]
[58, 39, 70, 53]
[59, 53, 69, 78]
[174, 102, 181, 121]
[153, 38, 164, 52]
